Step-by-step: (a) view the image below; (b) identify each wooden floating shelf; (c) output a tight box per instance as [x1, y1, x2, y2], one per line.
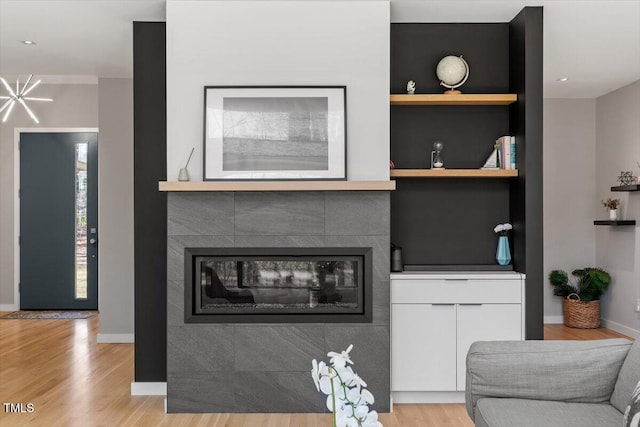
[611, 184, 639, 192]
[390, 169, 518, 178]
[593, 220, 636, 226]
[390, 94, 518, 106]
[159, 180, 396, 192]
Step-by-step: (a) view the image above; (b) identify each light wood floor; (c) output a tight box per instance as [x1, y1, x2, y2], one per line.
[0, 316, 631, 427]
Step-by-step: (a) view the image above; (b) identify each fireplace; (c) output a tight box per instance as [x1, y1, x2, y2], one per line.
[184, 247, 372, 323]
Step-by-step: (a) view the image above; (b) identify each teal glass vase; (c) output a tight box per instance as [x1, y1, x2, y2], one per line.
[496, 235, 511, 266]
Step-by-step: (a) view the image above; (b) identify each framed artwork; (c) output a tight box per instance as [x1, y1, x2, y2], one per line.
[203, 86, 346, 180]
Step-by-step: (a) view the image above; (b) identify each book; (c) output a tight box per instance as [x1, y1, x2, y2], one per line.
[510, 136, 516, 169]
[495, 136, 515, 170]
[502, 136, 511, 170]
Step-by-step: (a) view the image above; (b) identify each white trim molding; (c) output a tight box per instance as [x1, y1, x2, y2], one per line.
[131, 382, 167, 396]
[13, 128, 100, 309]
[97, 333, 134, 343]
[0, 304, 18, 311]
[391, 391, 465, 404]
[544, 315, 564, 324]
[601, 318, 640, 339]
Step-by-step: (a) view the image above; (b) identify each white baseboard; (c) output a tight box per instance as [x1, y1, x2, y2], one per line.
[601, 318, 640, 339]
[544, 315, 564, 324]
[392, 391, 465, 404]
[97, 333, 134, 343]
[0, 304, 18, 311]
[131, 382, 167, 396]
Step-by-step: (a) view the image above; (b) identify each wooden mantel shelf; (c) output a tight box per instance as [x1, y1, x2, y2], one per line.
[390, 94, 517, 106]
[158, 180, 396, 192]
[391, 169, 518, 178]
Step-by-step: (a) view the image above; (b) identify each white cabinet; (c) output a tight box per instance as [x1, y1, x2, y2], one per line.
[391, 272, 525, 403]
[456, 303, 522, 390]
[392, 303, 457, 391]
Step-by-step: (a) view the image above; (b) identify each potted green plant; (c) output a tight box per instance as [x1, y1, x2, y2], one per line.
[602, 198, 621, 220]
[549, 268, 612, 329]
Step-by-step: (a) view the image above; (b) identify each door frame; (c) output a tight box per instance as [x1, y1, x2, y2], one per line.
[13, 128, 99, 309]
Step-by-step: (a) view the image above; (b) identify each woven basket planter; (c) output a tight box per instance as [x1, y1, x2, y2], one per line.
[563, 293, 600, 329]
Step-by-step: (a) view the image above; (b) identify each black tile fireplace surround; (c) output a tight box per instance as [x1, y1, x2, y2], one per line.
[185, 247, 373, 323]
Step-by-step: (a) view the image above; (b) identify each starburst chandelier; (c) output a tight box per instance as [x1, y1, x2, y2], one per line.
[0, 75, 53, 123]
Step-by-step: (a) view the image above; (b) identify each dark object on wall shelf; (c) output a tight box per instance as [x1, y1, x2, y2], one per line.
[402, 264, 514, 272]
[593, 220, 636, 226]
[391, 244, 403, 272]
[611, 184, 639, 192]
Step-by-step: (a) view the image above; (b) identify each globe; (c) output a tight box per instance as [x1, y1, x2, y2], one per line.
[436, 55, 470, 93]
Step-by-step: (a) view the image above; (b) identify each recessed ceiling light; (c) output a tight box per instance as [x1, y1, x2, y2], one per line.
[21, 40, 36, 45]
[557, 77, 569, 82]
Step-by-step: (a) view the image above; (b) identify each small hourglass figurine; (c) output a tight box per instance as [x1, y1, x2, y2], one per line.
[431, 141, 444, 169]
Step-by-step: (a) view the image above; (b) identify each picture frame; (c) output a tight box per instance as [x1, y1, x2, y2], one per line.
[203, 86, 347, 180]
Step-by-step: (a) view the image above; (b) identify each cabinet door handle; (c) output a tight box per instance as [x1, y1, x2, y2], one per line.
[459, 303, 483, 306]
[431, 303, 455, 306]
[445, 279, 469, 281]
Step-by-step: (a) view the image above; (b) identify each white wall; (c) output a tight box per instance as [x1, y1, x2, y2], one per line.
[166, 0, 390, 181]
[596, 79, 640, 337]
[0, 84, 98, 309]
[97, 78, 134, 341]
[542, 99, 597, 321]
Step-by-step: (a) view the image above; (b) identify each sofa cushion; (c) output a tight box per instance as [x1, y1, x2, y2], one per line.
[474, 398, 622, 427]
[466, 339, 632, 418]
[612, 339, 640, 413]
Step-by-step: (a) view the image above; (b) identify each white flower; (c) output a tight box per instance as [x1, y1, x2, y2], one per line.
[494, 223, 513, 234]
[311, 359, 325, 392]
[319, 370, 340, 395]
[346, 416, 360, 427]
[327, 394, 348, 412]
[312, 345, 378, 427]
[352, 373, 367, 388]
[336, 411, 350, 427]
[328, 344, 354, 367]
[355, 405, 370, 418]
[361, 410, 383, 427]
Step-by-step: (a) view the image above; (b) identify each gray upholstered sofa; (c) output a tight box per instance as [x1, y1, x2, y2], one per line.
[466, 338, 639, 427]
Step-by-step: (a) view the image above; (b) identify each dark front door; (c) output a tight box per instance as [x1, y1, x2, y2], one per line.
[20, 132, 98, 310]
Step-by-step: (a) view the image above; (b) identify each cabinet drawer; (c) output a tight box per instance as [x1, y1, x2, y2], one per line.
[392, 279, 521, 304]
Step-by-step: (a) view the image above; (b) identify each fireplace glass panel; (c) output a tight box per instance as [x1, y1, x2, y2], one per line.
[192, 252, 367, 316]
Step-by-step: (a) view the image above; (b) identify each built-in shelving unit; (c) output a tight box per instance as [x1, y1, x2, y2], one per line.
[390, 94, 517, 106]
[390, 169, 518, 178]
[611, 184, 640, 192]
[593, 220, 636, 226]
[159, 180, 396, 192]
[390, 11, 543, 340]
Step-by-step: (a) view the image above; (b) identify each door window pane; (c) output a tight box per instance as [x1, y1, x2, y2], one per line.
[75, 143, 88, 300]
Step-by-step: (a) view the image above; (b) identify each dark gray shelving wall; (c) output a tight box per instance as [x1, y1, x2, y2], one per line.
[390, 8, 543, 339]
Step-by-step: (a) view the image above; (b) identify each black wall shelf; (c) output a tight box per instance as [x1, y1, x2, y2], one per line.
[594, 220, 636, 226]
[611, 185, 639, 192]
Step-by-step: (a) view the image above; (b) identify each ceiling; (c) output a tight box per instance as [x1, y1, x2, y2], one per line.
[1, 0, 639, 98]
